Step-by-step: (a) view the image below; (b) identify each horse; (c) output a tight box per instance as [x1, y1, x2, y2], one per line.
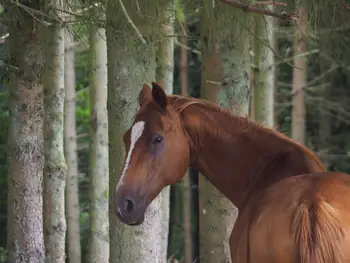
[114, 82, 350, 263]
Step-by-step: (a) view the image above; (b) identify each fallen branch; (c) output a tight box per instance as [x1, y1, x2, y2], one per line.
[219, 0, 298, 21]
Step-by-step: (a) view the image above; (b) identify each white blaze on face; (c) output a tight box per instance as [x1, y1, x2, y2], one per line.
[116, 121, 146, 191]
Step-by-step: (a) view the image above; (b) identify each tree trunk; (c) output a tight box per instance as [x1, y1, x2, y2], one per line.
[253, 13, 275, 127]
[291, 2, 308, 144]
[42, 2, 67, 262]
[106, 1, 169, 262]
[155, 1, 175, 259]
[5, 1, 45, 262]
[179, 22, 193, 263]
[88, 16, 110, 263]
[156, 0, 175, 95]
[199, 2, 251, 262]
[167, 183, 185, 261]
[272, 4, 279, 126]
[64, 23, 81, 263]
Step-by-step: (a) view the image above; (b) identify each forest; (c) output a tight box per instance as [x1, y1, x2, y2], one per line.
[1, 0, 350, 262]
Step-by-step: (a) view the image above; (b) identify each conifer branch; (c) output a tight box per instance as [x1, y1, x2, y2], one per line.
[118, 0, 146, 44]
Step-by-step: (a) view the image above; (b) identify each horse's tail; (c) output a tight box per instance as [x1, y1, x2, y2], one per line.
[293, 198, 345, 263]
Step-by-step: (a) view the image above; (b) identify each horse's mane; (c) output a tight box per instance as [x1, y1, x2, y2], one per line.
[168, 95, 326, 171]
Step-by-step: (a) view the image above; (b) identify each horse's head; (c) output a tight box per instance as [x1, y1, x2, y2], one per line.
[114, 82, 190, 225]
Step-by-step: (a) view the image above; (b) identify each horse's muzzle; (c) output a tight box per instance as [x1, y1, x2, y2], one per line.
[114, 191, 146, 226]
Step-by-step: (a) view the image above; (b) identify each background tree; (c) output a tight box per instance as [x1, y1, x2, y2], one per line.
[41, 0, 67, 260]
[177, 12, 193, 263]
[4, 1, 45, 262]
[155, 0, 175, 259]
[251, 8, 276, 126]
[291, 0, 307, 143]
[88, 4, 109, 263]
[199, 1, 252, 262]
[106, 1, 171, 262]
[64, 11, 82, 263]
[1, 1, 350, 263]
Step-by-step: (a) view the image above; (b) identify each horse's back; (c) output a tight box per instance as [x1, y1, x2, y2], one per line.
[248, 172, 350, 263]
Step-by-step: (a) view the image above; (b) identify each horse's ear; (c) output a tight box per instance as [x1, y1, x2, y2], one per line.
[151, 82, 168, 110]
[139, 83, 152, 106]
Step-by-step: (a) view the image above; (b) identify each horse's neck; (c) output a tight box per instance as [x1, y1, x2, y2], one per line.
[179, 103, 323, 210]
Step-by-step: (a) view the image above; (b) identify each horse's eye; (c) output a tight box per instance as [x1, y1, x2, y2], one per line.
[152, 134, 163, 144]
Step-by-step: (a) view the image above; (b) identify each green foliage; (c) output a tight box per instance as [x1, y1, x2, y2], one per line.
[0, 247, 7, 263]
[74, 47, 91, 263]
[175, 0, 185, 23]
[76, 87, 90, 134]
[79, 211, 90, 263]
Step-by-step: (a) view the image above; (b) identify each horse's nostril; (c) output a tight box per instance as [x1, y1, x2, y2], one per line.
[124, 198, 135, 214]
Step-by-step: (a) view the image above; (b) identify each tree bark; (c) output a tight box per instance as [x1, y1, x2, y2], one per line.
[156, 0, 175, 95]
[272, 4, 279, 126]
[5, 1, 45, 262]
[64, 23, 81, 263]
[88, 15, 110, 263]
[291, 2, 308, 144]
[155, 1, 175, 259]
[253, 13, 275, 127]
[41, 1, 67, 262]
[179, 22, 193, 263]
[106, 1, 169, 262]
[199, 1, 251, 262]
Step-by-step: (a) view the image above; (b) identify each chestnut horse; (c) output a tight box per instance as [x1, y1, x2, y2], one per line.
[114, 82, 350, 263]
